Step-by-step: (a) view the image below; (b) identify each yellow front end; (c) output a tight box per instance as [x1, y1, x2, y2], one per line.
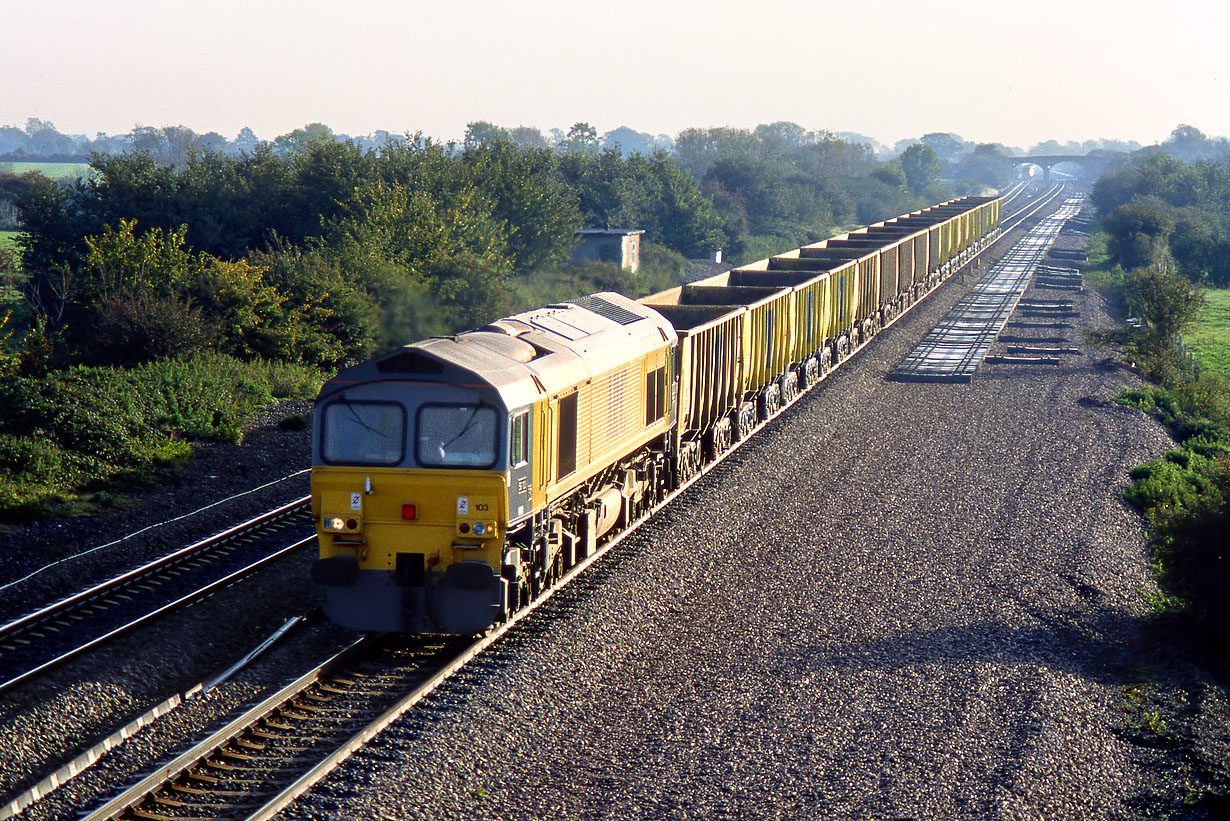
[310, 465, 511, 634]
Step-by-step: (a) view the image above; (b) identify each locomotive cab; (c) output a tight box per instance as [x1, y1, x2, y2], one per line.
[311, 386, 528, 633]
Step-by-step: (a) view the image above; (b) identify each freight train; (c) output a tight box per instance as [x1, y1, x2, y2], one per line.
[310, 195, 1001, 633]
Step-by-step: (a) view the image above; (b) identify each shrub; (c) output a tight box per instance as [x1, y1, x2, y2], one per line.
[84, 288, 219, 366]
[1149, 456, 1230, 636]
[0, 433, 66, 485]
[1124, 457, 1210, 524]
[0, 353, 325, 520]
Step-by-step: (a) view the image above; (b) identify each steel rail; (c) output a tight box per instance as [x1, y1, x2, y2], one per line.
[0, 535, 316, 695]
[0, 497, 312, 694]
[79, 638, 375, 821]
[999, 183, 1066, 231]
[0, 615, 311, 821]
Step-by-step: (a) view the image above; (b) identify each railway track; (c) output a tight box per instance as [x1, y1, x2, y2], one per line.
[998, 183, 1066, 232]
[65, 184, 1073, 821]
[0, 497, 315, 695]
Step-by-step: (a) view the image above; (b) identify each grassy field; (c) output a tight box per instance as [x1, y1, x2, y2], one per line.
[1183, 288, 1230, 375]
[0, 161, 92, 180]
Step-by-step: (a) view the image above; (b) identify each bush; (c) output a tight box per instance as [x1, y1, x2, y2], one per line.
[1149, 456, 1230, 636]
[0, 433, 66, 485]
[84, 288, 219, 366]
[1119, 370, 1230, 645]
[1124, 457, 1211, 524]
[0, 353, 325, 521]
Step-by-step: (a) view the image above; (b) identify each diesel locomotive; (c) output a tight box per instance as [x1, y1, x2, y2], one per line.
[310, 195, 1001, 633]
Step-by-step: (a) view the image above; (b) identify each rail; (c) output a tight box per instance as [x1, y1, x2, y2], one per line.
[0, 497, 314, 694]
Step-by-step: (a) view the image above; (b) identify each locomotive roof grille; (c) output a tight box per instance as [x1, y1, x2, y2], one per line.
[376, 350, 445, 374]
[573, 294, 643, 326]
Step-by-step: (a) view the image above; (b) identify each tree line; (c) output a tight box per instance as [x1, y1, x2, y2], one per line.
[1, 120, 1024, 373]
[1095, 126, 1230, 287]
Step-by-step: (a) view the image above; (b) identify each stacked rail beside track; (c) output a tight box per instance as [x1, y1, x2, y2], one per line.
[888, 196, 1084, 383]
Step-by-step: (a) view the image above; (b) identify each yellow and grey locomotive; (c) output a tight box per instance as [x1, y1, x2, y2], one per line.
[311, 293, 677, 633]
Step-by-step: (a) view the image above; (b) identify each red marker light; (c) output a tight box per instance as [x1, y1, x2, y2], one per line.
[346, 519, 358, 530]
[402, 504, 417, 520]
[459, 522, 470, 534]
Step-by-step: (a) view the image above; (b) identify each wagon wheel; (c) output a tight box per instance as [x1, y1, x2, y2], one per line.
[781, 372, 798, 405]
[803, 357, 820, 389]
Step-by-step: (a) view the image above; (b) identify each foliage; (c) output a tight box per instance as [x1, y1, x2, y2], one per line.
[558, 122, 600, 155]
[674, 125, 938, 263]
[1096, 155, 1230, 642]
[1120, 266, 1206, 373]
[1093, 152, 1230, 286]
[1117, 365, 1230, 641]
[0, 353, 322, 521]
[1102, 197, 1176, 271]
[509, 241, 689, 311]
[900, 144, 941, 195]
[1146, 455, 1229, 632]
[949, 144, 1014, 193]
[558, 148, 724, 258]
[461, 140, 580, 271]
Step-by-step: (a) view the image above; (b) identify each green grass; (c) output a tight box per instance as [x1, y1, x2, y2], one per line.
[1182, 288, 1230, 375]
[1082, 232, 1119, 289]
[0, 161, 92, 180]
[0, 230, 19, 249]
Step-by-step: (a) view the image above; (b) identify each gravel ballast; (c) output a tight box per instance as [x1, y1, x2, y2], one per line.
[277, 226, 1226, 819]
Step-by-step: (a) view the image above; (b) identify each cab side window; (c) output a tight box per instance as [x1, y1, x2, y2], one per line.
[510, 412, 529, 467]
[645, 365, 667, 425]
[557, 393, 578, 478]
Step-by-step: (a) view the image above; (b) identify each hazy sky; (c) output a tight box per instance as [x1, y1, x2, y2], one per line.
[3, 0, 1227, 149]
